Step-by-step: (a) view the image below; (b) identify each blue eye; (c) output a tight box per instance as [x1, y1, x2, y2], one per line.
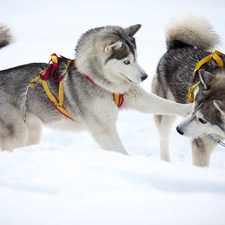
[124, 60, 130, 65]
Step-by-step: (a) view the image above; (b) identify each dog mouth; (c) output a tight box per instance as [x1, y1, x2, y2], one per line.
[121, 73, 134, 83]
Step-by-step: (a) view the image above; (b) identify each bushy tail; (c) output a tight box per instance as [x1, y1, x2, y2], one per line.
[0, 23, 13, 49]
[166, 14, 220, 51]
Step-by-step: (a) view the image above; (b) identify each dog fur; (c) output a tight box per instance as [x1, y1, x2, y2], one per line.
[152, 15, 225, 166]
[0, 23, 191, 154]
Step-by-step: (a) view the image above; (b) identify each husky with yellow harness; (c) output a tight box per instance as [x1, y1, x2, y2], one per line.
[0, 23, 191, 154]
[152, 14, 225, 167]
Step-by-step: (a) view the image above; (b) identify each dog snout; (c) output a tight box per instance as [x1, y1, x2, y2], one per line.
[141, 73, 148, 81]
[176, 126, 184, 135]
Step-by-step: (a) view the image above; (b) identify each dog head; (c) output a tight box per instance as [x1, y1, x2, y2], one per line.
[177, 69, 225, 138]
[75, 24, 148, 93]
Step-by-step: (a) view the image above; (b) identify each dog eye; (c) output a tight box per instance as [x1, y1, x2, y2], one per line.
[124, 60, 130, 65]
[198, 118, 207, 124]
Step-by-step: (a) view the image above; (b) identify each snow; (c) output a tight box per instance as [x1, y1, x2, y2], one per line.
[1, 0, 225, 224]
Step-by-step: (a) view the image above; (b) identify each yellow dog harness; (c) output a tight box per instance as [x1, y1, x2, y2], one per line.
[29, 54, 74, 120]
[29, 54, 124, 121]
[188, 50, 224, 102]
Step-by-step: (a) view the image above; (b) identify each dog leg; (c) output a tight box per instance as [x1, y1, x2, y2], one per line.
[154, 115, 176, 162]
[0, 121, 28, 151]
[89, 125, 128, 155]
[124, 86, 192, 116]
[25, 113, 43, 146]
[192, 136, 218, 167]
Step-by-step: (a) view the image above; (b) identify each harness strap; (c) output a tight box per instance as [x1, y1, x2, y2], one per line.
[29, 54, 75, 121]
[188, 50, 224, 102]
[193, 50, 224, 74]
[187, 81, 201, 103]
[41, 79, 74, 120]
[113, 93, 124, 108]
[28, 54, 124, 122]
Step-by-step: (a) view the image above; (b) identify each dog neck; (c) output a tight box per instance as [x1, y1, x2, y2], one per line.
[83, 74, 124, 108]
[84, 75, 100, 87]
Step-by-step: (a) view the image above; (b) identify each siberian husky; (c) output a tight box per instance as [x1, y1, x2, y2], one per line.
[152, 15, 225, 166]
[0, 23, 190, 154]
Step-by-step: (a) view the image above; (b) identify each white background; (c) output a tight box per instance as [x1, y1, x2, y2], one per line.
[1, 0, 225, 224]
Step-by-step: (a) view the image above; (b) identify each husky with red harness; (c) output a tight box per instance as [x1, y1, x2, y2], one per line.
[0, 23, 191, 153]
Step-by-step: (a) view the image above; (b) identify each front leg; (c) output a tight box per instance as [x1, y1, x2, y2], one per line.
[192, 135, 218, 167]
[89, 124, 128, 155]
[82, 96, 128, 155]
[123, 85, 192, 116]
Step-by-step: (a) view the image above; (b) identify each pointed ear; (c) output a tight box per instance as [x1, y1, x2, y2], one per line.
[104, 41, 122, 54]
[124, 24, 142, 36]
[199, 69, 214, 89]
[213, 100, 225, 116]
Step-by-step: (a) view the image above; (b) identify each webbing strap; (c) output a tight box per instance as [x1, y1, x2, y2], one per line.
[41, 79, 74, 120]
[29, 54, 75, 121]
[188, 50, 224, 102]
[187, 81, 201, 103]
[28, 53, 124, 123]
[113, 93, 124, 108]
[193, 50, 224, 74]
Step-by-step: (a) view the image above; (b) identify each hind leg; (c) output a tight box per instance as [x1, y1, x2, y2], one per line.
[154, 115, 176, 162]
[25, 113, 43, 146]
[192, 135, 218, 167]
[0, 119, 28, 151]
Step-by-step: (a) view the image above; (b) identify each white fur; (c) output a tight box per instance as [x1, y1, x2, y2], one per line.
[166, 14, 220, 51]
[177, 110, 225, 138]
[0, 23, 193, 154]
[213, 100, 225, 116]
[105, 42, 123, 53]
[104, 53, 146, 84]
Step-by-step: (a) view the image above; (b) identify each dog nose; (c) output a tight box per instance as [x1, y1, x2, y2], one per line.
[141, 73, 148, 81]
[176, 126, 184, 135]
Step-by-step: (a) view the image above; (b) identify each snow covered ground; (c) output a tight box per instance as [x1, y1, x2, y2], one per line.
[1, 0, 225, 224]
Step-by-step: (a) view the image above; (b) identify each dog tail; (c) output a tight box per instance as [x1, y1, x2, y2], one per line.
[166, 14, 220, 51]
[0, 23, 13, 49]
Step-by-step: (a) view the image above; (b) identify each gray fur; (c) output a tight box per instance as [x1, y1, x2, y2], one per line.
[152, 15, 225, 166]
[0, 23, 191, 153]
[0, 23, 13, 49]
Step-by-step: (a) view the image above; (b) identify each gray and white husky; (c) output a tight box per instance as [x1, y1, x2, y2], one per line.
[0, 23, 190, 154]
[152, 15, 225, 166]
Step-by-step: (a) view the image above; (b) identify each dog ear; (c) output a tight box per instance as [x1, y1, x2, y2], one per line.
[199, 69, 214, 89]
[104, 41, 122, 54]
[124, 24, 142, 37]
[213, 100, 225, 116]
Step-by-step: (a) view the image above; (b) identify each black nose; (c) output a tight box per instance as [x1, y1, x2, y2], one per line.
[141, 74, 148, 81]
[176, 126, 184, 135]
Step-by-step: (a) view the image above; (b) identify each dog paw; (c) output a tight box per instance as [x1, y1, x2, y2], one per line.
[181, 103, 193, 116]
